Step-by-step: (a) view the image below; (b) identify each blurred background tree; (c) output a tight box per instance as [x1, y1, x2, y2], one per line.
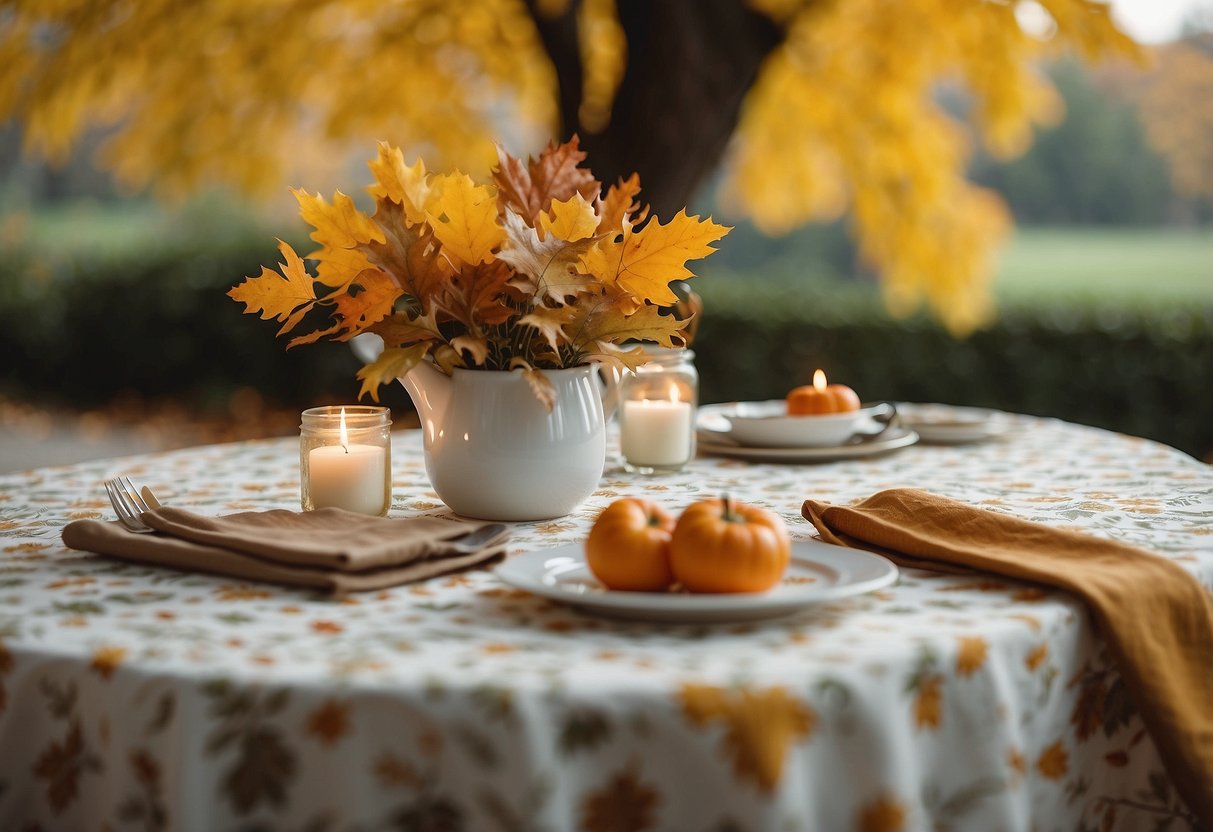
[1, 0, 1138, 330]
[1, 0, 1210, 464]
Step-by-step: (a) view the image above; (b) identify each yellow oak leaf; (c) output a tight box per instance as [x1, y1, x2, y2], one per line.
[331, 269, 403, 340]
[569, 303, 688, 351]
[367, 142, 433, 226]
[426, 171, 505, 266]
[227, 239, 316, 336]
[595, 173, 645, 231]
[518, 304, 580, 351]
[498, 209, 598, 302]
[310, 245, 377, 290]
[581, 211, 730, 305]
[292, 188, 385, 250]
[540, 193, 598, 242]
[955, 636, 988, 677]
[356, 342, 431, 403]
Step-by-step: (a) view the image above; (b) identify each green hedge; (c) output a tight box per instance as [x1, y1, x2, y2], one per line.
[694, 281, 1213, 460]
[2, 235, 1209, 460]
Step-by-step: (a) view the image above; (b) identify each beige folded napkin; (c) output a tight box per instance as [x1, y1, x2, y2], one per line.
[62, 507, 509, 594]
[803, 488, 1213, 828]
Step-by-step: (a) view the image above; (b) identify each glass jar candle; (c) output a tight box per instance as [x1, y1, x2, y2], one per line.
[300, 406, 392, 515]
[619, 348, 698, 473]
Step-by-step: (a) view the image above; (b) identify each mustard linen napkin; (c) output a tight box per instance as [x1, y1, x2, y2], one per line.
[62, 507, 509, 594]
[802, 488, 1213, 827]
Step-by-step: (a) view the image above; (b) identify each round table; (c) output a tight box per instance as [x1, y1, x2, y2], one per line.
[1, 413, 1210, 831]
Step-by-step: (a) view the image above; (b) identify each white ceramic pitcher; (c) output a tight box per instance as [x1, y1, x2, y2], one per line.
[399, 360, 612, 521]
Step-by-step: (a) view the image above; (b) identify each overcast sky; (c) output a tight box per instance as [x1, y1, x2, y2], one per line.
[1109, 0, 1210, 41]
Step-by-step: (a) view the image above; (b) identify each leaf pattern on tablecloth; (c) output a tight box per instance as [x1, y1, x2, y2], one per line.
[0, 418, 1208, 827]
[678, 683, 814, 792]
[579, 767, 659, 832]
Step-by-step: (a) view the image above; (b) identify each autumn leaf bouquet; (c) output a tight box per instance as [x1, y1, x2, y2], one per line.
[229, 137, 729, 408]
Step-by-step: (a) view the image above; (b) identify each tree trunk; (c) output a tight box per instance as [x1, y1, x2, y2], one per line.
[527, 0, 785, 216]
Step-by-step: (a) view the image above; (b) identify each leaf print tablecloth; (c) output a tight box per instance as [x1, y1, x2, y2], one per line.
[1, 413, 1211, 831]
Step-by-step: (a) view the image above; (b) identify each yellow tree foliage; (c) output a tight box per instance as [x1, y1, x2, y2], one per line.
[1134, 36, 1213, 200]
[0, 0, 1137, 333]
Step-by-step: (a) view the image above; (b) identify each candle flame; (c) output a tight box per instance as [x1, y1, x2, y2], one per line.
[339, 407, 349, 453]
[814, 369, 827, 391]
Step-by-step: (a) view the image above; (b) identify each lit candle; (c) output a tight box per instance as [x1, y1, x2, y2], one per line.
[621, 385, 693, 468]
[307, 407, 388, 515]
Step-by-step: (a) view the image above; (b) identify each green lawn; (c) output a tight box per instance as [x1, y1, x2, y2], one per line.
[995, 227, 1212, 307]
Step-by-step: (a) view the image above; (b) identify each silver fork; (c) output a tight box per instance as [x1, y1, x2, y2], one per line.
[104, 477, 156, 534]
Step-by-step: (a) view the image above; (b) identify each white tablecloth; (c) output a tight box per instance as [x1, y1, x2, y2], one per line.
[1, 414, 1210, 831]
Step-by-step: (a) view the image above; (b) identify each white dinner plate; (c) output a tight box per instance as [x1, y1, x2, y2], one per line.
[896, 403, 1009, 445]
[493, 540, 899, 623]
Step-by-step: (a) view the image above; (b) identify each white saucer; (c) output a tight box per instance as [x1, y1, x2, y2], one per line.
[493, 540, 899, 623]
[896, 404, 1009, 445]
[696, 402, 918, 462]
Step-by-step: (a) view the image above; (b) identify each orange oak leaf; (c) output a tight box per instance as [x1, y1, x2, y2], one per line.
[450, 335, 489, 366]
[540, 193, 598, 242]
[365, 209, 451, 313]
[368, 312, 441, 349]
[356, 342, 431, 403]
[426, 171, 505, 267]
[497, 209, 598, 302]
[330, 269, 403, 340]
[367, 141, 432, 226]
[441, 260, 518, 328]
[227, 240, 316, 336]
[581, 210, 730, 305]
[595, 173, 645, 232]
[492, 136, 600, 224]
[292, 188, 385, 252]
[1036, 741, 1069, 780]
[955, 636, 988, 677]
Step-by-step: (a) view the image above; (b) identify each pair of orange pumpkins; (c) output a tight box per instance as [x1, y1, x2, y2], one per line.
[586, 497, 790, 594]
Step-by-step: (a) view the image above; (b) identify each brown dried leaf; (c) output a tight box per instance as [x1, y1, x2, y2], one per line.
[492, 136, 600, 225]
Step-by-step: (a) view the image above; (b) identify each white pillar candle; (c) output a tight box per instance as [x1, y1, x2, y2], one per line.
[621, 398, 693, 467]
[308, 444, 387, 515]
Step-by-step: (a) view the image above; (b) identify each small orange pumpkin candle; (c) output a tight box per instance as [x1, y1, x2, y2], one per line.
[787, 369, 861, 415]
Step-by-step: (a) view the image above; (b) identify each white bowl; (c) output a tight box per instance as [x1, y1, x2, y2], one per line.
[720, 400, 887, 448]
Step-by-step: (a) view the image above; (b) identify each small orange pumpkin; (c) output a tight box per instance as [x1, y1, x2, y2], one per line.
[787, 369, 860, 415]
[585, 498, 676, 592]
[669, 497, 790, 593]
